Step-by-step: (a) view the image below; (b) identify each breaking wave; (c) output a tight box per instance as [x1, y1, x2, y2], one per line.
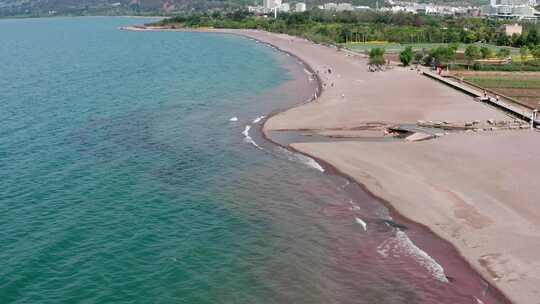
[377, 230, 448, 283]
[242, 125, 262, 150]
[252, 116, 265, 124]
[277, 147, 324, 172]
[355, 217, 367, 231]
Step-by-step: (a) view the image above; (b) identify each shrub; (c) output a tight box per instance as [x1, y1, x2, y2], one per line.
[399, 46, 413, 66]
[464, 45, 481, 64]
[414, 51, 423, 64]
[480, 46, 492, 59]
[368, 47, 386, 66]
[496, 48, 511, 59]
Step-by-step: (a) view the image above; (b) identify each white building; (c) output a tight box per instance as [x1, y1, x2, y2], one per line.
[505, 23, 523, 35]
[263, 0, 282, 10]
[295, 2, 307, 12]
[484, 0, 539, 18]
[323, 2, 338, 10]
[247, 5, 265, 13]
[383, 1, 479, 16]
[321, 2, 366, 11]
[337, 3, 354, 11]
[355, 5, 371, 10]
[279, 3, 290, 12]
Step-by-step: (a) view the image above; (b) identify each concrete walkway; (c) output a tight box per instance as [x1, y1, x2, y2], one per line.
[423, 71, 539, 127]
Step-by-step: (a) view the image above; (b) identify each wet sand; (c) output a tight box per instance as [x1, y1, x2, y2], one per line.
[123, 26, 539, 303]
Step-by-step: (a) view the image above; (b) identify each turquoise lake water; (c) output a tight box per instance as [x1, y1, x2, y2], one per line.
[0, 17, 509, 304]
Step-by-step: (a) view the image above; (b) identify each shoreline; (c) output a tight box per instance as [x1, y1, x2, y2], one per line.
[233, 29, 536, 304]
[121, 25, 535, 303]
[217, 29, 513, 303]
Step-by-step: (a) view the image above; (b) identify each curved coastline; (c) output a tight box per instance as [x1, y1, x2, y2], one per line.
[121, 25, 514, 303]
[245, 33, 513, 304]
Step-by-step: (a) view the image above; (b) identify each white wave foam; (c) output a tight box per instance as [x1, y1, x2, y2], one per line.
[377, 231, 448, 283]
[277, 147, 324, 172]
[355, 217, 367, 231]
[474, 297, 485, 304]
[348, 199, 361, 211]
[376, 238, 391, 258]
[303, 69, 312, 76]
[396, 231, 448, 282]
[242, 125, 262, 150]
[296, 153, 324, 172]
[242, 125, 250, 136]
[229, 116, 238, 122]
[252, 116, 265, 124]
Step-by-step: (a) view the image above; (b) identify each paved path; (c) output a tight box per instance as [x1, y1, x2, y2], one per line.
[423, 71, 539, 127]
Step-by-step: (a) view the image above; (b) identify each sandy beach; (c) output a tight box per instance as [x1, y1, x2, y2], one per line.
[243, 30, 540, 304]
[123, 26, 540, 303]
[213, 29, 539, 303]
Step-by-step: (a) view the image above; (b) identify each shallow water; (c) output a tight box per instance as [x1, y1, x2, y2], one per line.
[0, 17, 508, 303]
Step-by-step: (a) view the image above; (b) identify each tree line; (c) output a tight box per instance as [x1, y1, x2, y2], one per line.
[157, 10, 540, 48]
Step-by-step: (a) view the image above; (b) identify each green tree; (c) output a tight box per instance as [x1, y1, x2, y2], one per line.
[464, 45, 481, 66]
[510, 33, 522, 47]
[414, 51, 424, 64]
[496, 47, 511, 59]
[399, 46, 413, 66]
[520, 46, 529, 63]
[531, 45, 540, 61]
[527, 28, 539, 46]
[448, 43, 460, 52]
[368, 47, 386, 67]
[480, 46, 492, 59]
[496, 32, 510, 46]
[429, 46, 456, 65]
[463, 31, 477, 43]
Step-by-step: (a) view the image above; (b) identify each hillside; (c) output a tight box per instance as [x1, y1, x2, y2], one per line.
[0, 0, 253, 17]
[0, 0, 487, 17]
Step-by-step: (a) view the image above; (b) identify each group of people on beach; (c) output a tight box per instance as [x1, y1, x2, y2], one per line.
[368, 65, 385, 72]
[315, 67, 348, 100]
[317, 67, 335, 91]
[482, 89, 500, 103]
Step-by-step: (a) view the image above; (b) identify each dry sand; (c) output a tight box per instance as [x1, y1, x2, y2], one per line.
[217, 29, 540, 304]
[293, 132, 540, 304]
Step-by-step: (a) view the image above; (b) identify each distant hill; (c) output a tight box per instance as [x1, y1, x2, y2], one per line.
[0, 0, 241, 16]
[0, 0, 487, 17]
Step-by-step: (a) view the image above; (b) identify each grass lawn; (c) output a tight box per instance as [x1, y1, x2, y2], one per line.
[344, 42, 519, 54]
[464, 77, 540, 89]
[462, 73, 540, 108]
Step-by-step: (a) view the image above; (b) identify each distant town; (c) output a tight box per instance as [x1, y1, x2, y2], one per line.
[247, 0, 540, 20]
